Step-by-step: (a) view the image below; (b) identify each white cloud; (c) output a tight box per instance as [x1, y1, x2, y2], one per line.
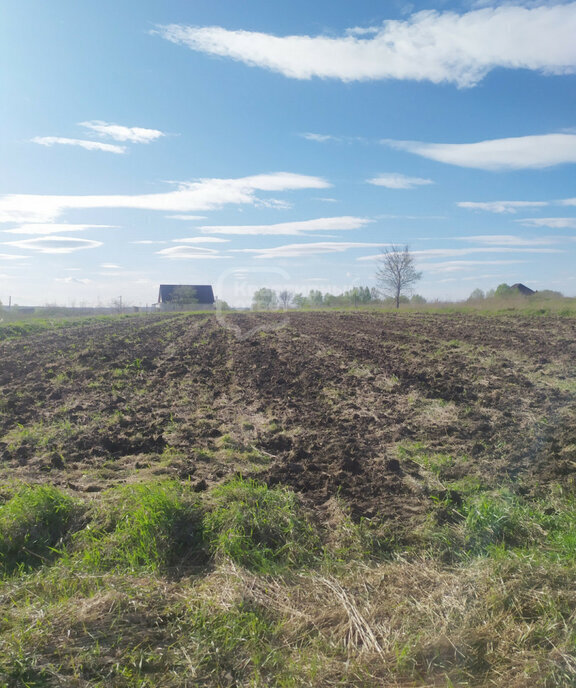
[385, 133, 576, 170]
[157, 4, 576, 87]
[367, 173, 434, 189]
[0, 172, 330, 224]
[157, 245, 227, 259]
[301, 133, 340, 142]
[4, 236, 103, 254]
[1, 223, 113, 235]
[357, 246, 562, 261]
[424, 260, 525, 274]
[560, 198, 576, 206]
[517, 217, 576, 228]
[0, 253, 26, 260]
[166, 215, 208, 220]
[235, 241, 386, 259]
[55, 277, 93, 285]
[199, 216, 371, 236]
[131, 240, 168, 245]
[31, 137, 126, 154]
[79, 121, 166, 144]
[455, 234, 557, 246]
[175, 237, 230, 243]
[100, 263, 121, 269]
[458, 200, 549, 213]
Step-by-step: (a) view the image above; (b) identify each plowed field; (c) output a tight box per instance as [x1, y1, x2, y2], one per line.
[1, 311, 575, 529]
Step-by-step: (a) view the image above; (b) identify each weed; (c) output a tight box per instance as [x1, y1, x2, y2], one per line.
[205, 477, 320, 572]
[0, 484, 79, 575]
[75, 481, 203, 572]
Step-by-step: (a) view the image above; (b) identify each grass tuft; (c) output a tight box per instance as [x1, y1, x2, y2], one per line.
[205, 477, 320, 572]
[0, 484, 79, 575]
[74, 480, 203, 572]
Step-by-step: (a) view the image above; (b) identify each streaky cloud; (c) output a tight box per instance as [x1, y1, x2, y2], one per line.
[31, 137, 126, 154]
[0, 172, 330, 224]
[4, 236, 103, 254]
[458, 200, 549, 213]
[516, 217, 576, 229]
[79, 121, 166, 143]
[157, 4, 576, 87]
[199, 216, 372, 236]
[235, 241, 386, 259]
[385, 134, 576, 170]
[368, 173, 434, 190]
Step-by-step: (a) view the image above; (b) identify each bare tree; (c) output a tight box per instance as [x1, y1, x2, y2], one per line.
[278, 290, 293, 310]
[375, 245, 422, 309]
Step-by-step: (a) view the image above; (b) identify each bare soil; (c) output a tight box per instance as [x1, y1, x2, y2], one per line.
[1, 311, 575, 528]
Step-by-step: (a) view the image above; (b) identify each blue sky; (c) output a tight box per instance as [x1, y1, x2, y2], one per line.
[1, 0, 575, 306]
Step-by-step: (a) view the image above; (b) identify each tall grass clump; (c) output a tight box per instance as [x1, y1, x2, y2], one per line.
[76, 480, 203, 572]
[205, 477, 320, 572]
[0, 484, 78, 575]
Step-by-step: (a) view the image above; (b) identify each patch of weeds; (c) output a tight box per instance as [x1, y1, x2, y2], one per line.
[321, 498, 393, 564]
[205, 477, 320, 572]
[0, 484, 80, 575]
[427, 489, 550, 561]
[267, 419, 283, 434]
[346, 363, 374, 379]
[179, 601, 284, 684]
[75, 481, 204, 572]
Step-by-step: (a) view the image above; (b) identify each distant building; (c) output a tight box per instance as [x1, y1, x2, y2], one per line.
[157, 284, 215, 311]
[510, 283, 536, 296]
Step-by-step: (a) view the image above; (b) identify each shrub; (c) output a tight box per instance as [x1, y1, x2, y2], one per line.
[0, 484, 78, 575]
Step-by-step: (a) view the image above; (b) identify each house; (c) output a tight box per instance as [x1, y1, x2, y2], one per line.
[510, 283, 536, 296]
[157, 284, 215, 311]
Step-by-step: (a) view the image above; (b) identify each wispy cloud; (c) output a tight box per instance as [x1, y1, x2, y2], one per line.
[55, 277, 93, 285]
[455, 234, 558, 247]
[199, 216, 371, 236]
[166, 215, 208, 220]
[384, 133, 576, 170]
[300, 133, 340, 143]
[424, 260, 525, 274]
[0, 253, 26, 260]
[235, 241, 386, 259]
[157, 245, 227, 259]
[31, 137, 126, 154]
[458, 200, 549, 213]
[175, 237, 230, 243]
[157, 4, 576, 87]
[1, 223, 113, 235]
[0, 172, 330, 224]
[79, 121, 166, 143]
[382, 134, 576, 171]
[560, 198, 576, 206]
[4, 236, 103, 254]
[358, 246, 563, 261]
[367, 173, 434, 189]
[516, 217, 576, 229]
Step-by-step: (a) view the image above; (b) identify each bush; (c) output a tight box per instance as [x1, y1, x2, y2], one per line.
[205, 477, 320, 572]
[0, 484, 78, 575]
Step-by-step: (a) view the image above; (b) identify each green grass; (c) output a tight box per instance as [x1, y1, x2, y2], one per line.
[1, 477, 576, 685]
[205, 477, 320, 572]
[0, 484, 79, 575]
[74, 481, 203, 572]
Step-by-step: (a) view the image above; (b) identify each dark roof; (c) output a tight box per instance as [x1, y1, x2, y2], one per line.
[158, 284, 215, 304]
[510, 283, 536, 296]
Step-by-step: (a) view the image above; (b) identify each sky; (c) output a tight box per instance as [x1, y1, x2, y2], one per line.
[1, 0, 575, 307]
